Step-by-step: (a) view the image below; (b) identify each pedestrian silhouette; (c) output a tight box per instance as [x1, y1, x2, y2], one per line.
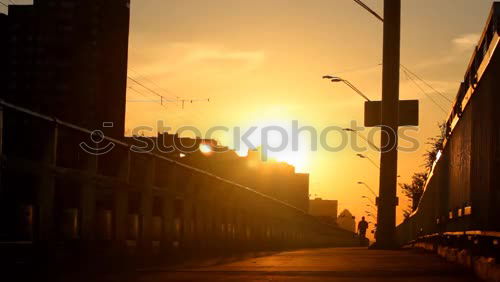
[358, 217, 369, 246]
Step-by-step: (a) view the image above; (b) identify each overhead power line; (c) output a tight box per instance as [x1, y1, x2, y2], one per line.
[350, 0, 453, 108]
[127, 75, 177, 104]
[402, 70, 448, 114]
[400, 64, 453, 103]
[128, 67, 179, 101]
[127, 68, 210, 111]
[0, 1, 8, 8]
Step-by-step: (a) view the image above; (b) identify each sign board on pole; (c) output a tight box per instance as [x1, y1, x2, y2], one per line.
[364, 100, 419, 127]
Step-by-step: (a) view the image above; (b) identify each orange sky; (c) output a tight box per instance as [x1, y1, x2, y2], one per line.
[118, 0, 499, 231]
[0, 0, 493, 240]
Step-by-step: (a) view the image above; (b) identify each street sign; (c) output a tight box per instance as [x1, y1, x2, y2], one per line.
[364, 100, 419, 127]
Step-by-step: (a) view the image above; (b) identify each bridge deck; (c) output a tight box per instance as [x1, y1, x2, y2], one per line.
[96, 248, 479, 282]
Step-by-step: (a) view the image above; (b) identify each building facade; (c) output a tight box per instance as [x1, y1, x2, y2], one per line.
[309, 198, 338, 225]
[2, 0, 130, 138]
[124, 133, 310, 212]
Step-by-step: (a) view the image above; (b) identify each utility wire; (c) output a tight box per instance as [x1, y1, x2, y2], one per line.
[400, 64, 453, 103]
[127, 75, 176, 104]
[334, 63, 450, 106]
[403, 70, 448, 114]
[0, 1, 8, 8]
[128, 67, 179, 101]
[127, 87, 169, 110]
[351, 0, 453, 107]
[127, 86, 150, 98]
[127, 68, 210, 110]
[127, 78, 207, 123]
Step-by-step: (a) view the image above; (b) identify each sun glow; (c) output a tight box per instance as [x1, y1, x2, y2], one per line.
[231, 119, 312, 173]
[199, 144, 212, 154]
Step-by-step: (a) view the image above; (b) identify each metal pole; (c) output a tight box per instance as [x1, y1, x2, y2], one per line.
[376, 0, 400, 249]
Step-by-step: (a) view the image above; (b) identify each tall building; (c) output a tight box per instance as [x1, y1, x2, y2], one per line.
[0, 13, 7, 91]
[309, 198, 338, 225]
[2, 0, 130, 138]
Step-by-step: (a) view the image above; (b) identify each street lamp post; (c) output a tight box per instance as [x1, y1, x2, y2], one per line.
[361, 195, 376, 205]
[356, 154, 380, 169]
[376, 0, 402, 249]
[357, 181, 378, 198]
[365, 213, 377, 221]
[342, 128, 380, 152]
[322, 76, 372, 102]
[344, 0, 402, 249]
[367, 204, 377, 213]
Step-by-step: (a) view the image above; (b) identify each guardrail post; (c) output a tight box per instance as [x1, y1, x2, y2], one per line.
[0, 105, 3, 195]
[113, 150, 131, 254]
[35, 122, 58, 244]
[139, 155, 155, 255]
[79, 182, 96, 252]
[79, 140, 97, 245]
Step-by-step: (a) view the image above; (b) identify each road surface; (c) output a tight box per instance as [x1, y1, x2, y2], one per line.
[96, 248, 479, 282]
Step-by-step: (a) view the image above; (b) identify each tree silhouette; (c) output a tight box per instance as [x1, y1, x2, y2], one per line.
[401, 122, 446, 219]
[423, 122, 447, 170]
[399, 172, 428, 219]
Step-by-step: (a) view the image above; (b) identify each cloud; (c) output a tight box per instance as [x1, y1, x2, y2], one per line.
[452, 33, 480, 52]
[184, 46, 265, 67]
[415, 33, 480, 70]
[130, 42, 266, 78]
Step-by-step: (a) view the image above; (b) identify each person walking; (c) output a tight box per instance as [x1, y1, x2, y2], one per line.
[358, 217, 369, 246]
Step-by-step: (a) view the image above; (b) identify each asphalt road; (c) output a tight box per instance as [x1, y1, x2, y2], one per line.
[96, 248, 480, 282]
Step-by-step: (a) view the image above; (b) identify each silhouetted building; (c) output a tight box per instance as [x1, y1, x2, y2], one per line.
[181, 147, 310, 212]
[124, 132, 218, 159]
[309, 198, 338, 225]
[0, 12, 7, 91]
[337, 209, 356, 233]
[124, 133, 310, 212]
[2, 0, 130, 138]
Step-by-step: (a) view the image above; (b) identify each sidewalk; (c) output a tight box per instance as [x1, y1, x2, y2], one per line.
[96, 247, 480, 282]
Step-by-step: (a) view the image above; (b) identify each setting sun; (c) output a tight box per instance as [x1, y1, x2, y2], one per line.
[199, 144, 212, 154]
[3, 1, 498, 279]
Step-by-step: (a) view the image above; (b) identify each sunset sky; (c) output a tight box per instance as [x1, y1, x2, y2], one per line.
[126, 0, 496, 228]
[3, 0, 496, 228]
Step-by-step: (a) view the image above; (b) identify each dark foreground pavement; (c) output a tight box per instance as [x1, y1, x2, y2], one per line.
[88, 247, 480, 282]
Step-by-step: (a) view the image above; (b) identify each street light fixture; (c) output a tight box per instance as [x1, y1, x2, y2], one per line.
[342, 128, 380, 152]
[356, 153, 380, 169]
[367, 204, 377, 212]
[361, 195, 376, 205]
[357, 181, 378, 198]
[322, 75, 372, 102]
[365, 212, 377, 221]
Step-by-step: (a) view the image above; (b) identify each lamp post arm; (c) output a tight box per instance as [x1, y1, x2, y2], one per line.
[343, 80, 372, 102]
[366, 156, 381, 169]
[362, 183, 379, 198]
